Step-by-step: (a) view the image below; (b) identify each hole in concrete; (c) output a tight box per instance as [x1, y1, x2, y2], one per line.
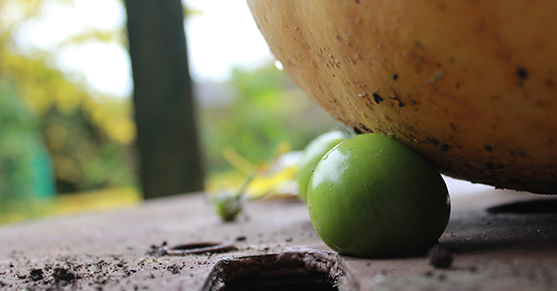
[201, 249, 344, 291]
[148, 241, 237, 256]
[173, 242, 221, 249]
[486, 198, 557, 214]
[167, 242, 238, 255]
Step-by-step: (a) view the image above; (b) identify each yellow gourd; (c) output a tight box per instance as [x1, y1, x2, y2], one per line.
[247, 0, 557, 194]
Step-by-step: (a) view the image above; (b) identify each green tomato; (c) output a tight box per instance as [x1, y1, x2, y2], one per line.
[307, 133, 450, 258]
[297, 131, 346, 201]
[213, 191, 243, 222]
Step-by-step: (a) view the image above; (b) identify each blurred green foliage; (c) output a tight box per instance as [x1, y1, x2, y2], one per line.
[201, 65, 338, 176]
[0, 78, 54, 216]
[0, 62, 137, 195]
[0, 0, 137, 217]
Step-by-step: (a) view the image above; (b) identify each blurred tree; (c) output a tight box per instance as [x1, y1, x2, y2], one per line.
[0, 0, 137, 195]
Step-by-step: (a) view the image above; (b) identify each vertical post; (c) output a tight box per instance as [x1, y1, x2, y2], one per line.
[125, 0, 205, 199]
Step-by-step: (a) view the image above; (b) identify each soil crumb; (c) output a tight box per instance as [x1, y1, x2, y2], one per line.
[29, 268, 44, 281]
[167, 264, 181, 274]
[52, 267, 80, 283]
[147, 241, 169, 257]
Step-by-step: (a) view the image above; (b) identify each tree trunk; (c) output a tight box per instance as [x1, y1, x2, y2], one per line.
[125, 0, 204, 199]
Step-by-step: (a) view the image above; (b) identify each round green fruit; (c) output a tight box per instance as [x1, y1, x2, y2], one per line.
[297, 131, 346, 201]
[307, 133, 451, 257]
[213, 192, 242, 222]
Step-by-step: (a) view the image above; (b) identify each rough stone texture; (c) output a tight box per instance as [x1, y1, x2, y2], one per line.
[0, 189, 556, 290]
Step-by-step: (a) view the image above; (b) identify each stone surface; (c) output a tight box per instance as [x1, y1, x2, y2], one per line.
[0, 188, 556, 290]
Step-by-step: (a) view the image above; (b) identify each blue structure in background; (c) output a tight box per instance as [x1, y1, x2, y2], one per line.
[30, 143, 56, 198]
[0, 80, 56, 203]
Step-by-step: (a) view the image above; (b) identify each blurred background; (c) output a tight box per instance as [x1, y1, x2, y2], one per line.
[0, 0, 493, 225]
[0, 0, 338, 224]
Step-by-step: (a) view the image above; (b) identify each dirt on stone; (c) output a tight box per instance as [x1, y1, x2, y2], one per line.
[52, 267, 80, 283]
[29, 268, 44, 281]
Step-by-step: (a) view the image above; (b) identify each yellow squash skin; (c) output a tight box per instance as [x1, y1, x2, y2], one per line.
[247, 0, 557, 194]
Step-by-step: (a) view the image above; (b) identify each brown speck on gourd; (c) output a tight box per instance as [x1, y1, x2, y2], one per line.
[373, 93, 384, 103]
[388, 95, 406, 107]
[516, 67, 528, 86]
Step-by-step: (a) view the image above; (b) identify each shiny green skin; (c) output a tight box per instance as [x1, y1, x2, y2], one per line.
[297, 131, 346, 201]
[307, 133, 450, 258]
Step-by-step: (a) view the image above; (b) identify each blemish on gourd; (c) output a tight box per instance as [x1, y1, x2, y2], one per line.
[353, 81, 367, 88]
[485, 163, 504, 170]
[415, 41, 425, 50]
[426, 70, 446, 84]
[427, 137, 440, 146]
[388, 95, 406, 107]
[516, 67, 528, 86]
[441, 144, 449, 152]
[517, 67, 528, 80]
[437, 2, 447, 11]
[372, 93, 384, 103]
[359, 123, 373, 133]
